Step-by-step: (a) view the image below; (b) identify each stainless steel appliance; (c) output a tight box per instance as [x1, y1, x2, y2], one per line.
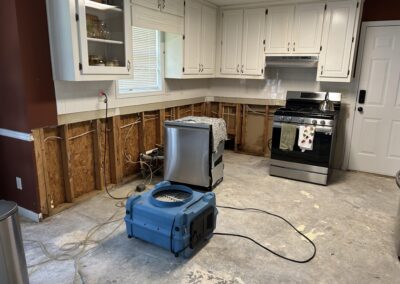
[0, 200, 29, 284]
[270, 91, 341, 185]
[164, 120, 224, 190]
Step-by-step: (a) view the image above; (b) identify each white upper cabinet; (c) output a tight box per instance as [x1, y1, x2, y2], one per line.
[265, 3, 324, 55]
[220, 10, 243, 75]
[292, 3, 325, 54]
[265, 6, 294, 54]
[242, 9, 265, 75]
[165, 0, 217, 78]
[220, 9, 265, 77]
[162, 0, 185, 17]
[201, 5, 217, 75]
[184, 0, 202, 74]
[131, 0, 159, 11]
[132, 0, 184, 17]
[317, 0, 361, 82]
[46, 0, 133, 81]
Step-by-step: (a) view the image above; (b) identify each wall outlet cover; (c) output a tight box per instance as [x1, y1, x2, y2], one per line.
[16, 177, 23, 190]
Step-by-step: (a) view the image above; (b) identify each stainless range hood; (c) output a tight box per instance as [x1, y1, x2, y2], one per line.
[266, 56, 319, 68]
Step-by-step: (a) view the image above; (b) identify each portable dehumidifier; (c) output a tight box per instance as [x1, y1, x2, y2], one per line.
[124, 181, 217, 257]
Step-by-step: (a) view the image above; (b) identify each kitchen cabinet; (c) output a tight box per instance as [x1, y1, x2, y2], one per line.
[46, 0, 132, 81]
[317, 0, 361, 82]
[265, 3, 324, 55]
[220, 9, 265, 77]
[165, 0, 217, 78]
[132, 0, 184, 17]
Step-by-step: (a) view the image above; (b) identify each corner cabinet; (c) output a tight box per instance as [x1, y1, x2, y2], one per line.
[219, 9, 265, 79]
[317, 0, 362, 82]
[265, 3, 325, 55]
[46, 0, 133, 81]
[165, 0, 217, 78]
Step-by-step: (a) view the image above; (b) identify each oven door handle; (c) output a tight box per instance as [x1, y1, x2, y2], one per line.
[273, 122, 333, 135]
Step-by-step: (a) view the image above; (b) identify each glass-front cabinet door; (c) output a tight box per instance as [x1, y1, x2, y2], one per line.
[76, 0, 132, 75]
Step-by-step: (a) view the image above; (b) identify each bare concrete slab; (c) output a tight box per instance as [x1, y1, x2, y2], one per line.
[21, 151, 400, 284]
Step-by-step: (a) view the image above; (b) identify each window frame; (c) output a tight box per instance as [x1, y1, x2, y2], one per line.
[116, 29, 165, 99]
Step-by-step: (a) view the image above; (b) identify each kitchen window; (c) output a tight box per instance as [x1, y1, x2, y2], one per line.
[118, 27, 163, 96]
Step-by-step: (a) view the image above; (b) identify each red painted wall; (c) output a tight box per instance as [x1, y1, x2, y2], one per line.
[362, 0, 400, 21]
[0, 0, 57, 213]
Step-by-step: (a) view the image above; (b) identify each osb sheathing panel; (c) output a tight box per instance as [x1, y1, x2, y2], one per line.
[42, 127, 66, 207]
[68, 121, 96, 198]
[120, 114, 140, 177]
[99, 119, 112, 185]
[178, 105, 192, 118]
[210, 102, 220, 118]
[193, 103, 204, 116]
[143, 111, 160, 151]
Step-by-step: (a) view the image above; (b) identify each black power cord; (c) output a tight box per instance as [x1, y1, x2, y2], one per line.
[101, 92, 128, 200]
[214, 205, 317, 264]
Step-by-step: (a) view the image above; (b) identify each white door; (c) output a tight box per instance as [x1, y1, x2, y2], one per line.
[162, 0, 184, 17]
[265, 5, 294, 54]
[132, 0, 160, 11]
[200, 5, 217, 75]
[318, 1, 357, 79]
[241, 9, 265, 75]
[349, 25, 400, 176]
[184, 0, 202, 74]
[220, 9, 243, 75]
[292, 3, 325, 54]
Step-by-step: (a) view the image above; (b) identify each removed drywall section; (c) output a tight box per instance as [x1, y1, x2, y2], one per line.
[54, 79, 211, 115]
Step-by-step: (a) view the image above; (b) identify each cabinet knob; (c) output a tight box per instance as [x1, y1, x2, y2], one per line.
[241, 65, 244, 74]
[236, 64, 240, 73]
[127, 60, 131, 72]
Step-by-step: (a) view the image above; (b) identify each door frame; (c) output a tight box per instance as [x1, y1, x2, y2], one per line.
[343, 20, 400, 171]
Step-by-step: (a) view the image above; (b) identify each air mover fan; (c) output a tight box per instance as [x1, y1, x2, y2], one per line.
[125, 181, 217, 257]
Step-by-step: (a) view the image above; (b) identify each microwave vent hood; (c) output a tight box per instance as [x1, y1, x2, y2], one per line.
[266, 56, 319, 68]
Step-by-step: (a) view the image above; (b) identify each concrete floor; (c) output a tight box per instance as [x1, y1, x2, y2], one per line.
[21, 151, 400, 284]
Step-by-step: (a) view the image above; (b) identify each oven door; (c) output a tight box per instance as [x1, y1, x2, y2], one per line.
[271, 122, 333, 168]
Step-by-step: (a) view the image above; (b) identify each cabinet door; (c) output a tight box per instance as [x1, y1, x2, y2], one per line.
[241, 9, 265, 75]
[200, 5, 217, 75]
[292, 3, 325, 54]
[220, 10, 243, 75]
[318, 1, 357, 79]
[162, 0, 184, 17]
[184, 0, 202, 74]
[132, 0, 160, 11]
[77, 0, 132, 75]
[265, 5, 294, 54]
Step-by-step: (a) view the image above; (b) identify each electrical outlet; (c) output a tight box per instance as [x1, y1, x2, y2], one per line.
[16, 177, 23, 190]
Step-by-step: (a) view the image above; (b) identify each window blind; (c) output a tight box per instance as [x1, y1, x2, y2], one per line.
[119, 27, 161, 94]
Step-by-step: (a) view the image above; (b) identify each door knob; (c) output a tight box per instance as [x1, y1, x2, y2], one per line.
[357, 107, 363, 113]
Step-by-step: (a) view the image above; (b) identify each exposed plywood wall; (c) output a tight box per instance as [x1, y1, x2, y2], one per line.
[32, 102, 275, 217]
[120, 114, 141, 178]
[42, 127, 66, 208]
[68, 121, 96, 198]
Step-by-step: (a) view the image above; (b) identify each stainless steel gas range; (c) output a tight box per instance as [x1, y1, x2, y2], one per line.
[269, 91, 341, 185]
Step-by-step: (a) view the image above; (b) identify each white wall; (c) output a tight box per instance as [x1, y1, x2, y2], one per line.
[54, 79, 211, 115]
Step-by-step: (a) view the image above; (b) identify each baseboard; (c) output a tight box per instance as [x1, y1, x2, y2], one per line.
[18, 206, 43, 223]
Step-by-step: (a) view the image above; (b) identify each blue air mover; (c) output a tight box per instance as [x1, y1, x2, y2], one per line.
[124, 181, 217, 257]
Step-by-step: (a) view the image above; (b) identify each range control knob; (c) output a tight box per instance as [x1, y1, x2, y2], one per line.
[312, 119, 318, 125]
[320, 120, 326, 126]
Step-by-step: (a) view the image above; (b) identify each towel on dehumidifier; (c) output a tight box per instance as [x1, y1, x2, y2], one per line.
[298, 125, 316, 152]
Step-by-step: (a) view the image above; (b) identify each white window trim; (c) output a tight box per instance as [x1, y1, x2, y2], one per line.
[116, 32, 165, 99]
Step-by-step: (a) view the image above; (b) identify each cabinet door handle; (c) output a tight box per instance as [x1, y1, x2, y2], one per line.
[293, 42, 295, 52]
[320, 65, 324, 75]
[199, 64, 201, 72]
[127, 60, 131, 72]
[201, 64, 204, 72]
[236, 64, 240, 73]
[241, 65, 244, 74]
[162, 0, 166, 9]
[158, 0, 161, 9]
[287, 42, 290, 52]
